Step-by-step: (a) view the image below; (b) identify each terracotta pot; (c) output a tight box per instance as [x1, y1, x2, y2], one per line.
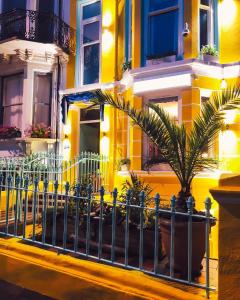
[160, 218, 206, 276]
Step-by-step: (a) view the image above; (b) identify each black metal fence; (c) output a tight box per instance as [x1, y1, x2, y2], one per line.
[0, 9, 76, 54]
[0, 175, 216, 297]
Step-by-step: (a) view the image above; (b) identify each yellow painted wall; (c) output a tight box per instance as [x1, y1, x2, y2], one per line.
[184, 0, 199, 59]
[132, 0, 141, 68]
[219, 0, 240, 64]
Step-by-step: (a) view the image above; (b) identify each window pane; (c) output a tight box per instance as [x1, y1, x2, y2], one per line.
[83, 44, 100, 85]
[83, 21, 99, 44]
[3, 105, 22, 128]
[148, 10, 178, 57]
[149, 0, 178, 12]
[201, 0, 210, 6]
[38, 0, 55, 13]
[80, 123, 100, 153]
[80, 107, 100, 121]
[200, 9, 208, 48]
[83, 1, 101, 20]
[2, 0, 26, 12]
[3, 74, 23, 106]
[33, 73, 52, 125]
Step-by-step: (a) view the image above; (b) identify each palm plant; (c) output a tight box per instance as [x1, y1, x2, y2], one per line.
[92, 86, 240, 211]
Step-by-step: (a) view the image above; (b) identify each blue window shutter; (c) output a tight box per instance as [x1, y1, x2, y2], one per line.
[213, 0, 219, 50]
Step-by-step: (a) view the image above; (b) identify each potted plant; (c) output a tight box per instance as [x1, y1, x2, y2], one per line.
[92, 86, 240, 276]
[0, 126, 21, 139]
[118, 158, 131, 171]
[25, 123, 51, 138]
[200, 45, 218, 63]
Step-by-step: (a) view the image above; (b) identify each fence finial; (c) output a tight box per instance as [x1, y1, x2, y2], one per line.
[15, 175, 20, 186]
[205, 197, 212, 213]
[139, 191, 145, 207]
[154, 193, 160, 208]
[171, 195, 176, 210]
[187, 196, 194, 213]
[34, 177, 39, 187]
[126, 189, 131, 205]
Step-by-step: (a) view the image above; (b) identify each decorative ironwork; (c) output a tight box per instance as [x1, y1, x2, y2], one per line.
[0, 9, 76, 55]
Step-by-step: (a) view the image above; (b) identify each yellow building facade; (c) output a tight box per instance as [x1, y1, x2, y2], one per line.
[63, 0, 240, 258]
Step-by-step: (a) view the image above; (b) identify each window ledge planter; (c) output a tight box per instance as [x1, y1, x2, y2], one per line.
[201, 54, 218, 64]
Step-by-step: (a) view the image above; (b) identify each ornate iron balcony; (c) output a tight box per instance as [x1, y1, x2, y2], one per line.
[0, 9, 76, 55]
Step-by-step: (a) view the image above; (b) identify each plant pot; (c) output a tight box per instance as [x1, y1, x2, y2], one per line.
[201, 54, 218, 64]
[160, 218, 206, 277]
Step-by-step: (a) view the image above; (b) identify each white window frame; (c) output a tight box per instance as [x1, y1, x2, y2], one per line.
[147, 0, 183, 59]
[199, 0, 214, 50]
[80, 0, 101, 86]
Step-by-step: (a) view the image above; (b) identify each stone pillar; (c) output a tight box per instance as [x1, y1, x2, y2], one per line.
[210, 186, 240, 300]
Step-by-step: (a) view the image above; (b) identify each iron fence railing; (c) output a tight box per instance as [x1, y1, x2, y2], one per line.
[0, 152, 109, 193]
[0, 9, 76, 54]
[0, 175, 215, 297]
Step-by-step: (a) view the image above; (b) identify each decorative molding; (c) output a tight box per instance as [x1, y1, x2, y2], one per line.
[0, 53, 11, 63]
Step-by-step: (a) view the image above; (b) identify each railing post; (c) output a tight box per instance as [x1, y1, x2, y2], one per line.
[98, 186, 104, 260]
[14, 176, 20, 236]
[125, 189, 131, 266]
[205, 197, 212, 299]
[170, 195, 176, 278]
[86, 184, 93, 256]
[139, 191, 145, 270]
[5, 176, 12, 235]
[52, 180, 59, 247]
[23, 177, 29, 239]
[32, 177, 39, 241]
[187, 196, 194, 282]
[63, 182, 70, 250]
[154, 193, 160, 274]
[111, 188, 118, 263]
[74, 183, 81, 252]
[42, 179, 49, 244]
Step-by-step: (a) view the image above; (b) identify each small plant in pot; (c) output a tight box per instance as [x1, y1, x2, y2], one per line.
[200, 44, 218, 63]
[118, 158, 131, 171]
[92, 85, 240, 276]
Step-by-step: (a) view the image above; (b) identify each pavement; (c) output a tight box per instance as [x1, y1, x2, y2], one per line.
[0, 279, 54, 300]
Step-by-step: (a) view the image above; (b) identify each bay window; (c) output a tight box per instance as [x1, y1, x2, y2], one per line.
[81, 1, 101, 85]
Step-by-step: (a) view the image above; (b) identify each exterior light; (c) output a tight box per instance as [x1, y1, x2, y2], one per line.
[220, 78, 227, 89]
[100, 136, 109, 156]
[101, 116, 110, 133]
[182, 22, 190, 37]
[102, 11, 112, 27]
[219, 0, 237, 28]
[102, 29, 114, 53]
[63, 123, 71, 136]
[63, 138, 71, 161]
[224, 110, 236, 125]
